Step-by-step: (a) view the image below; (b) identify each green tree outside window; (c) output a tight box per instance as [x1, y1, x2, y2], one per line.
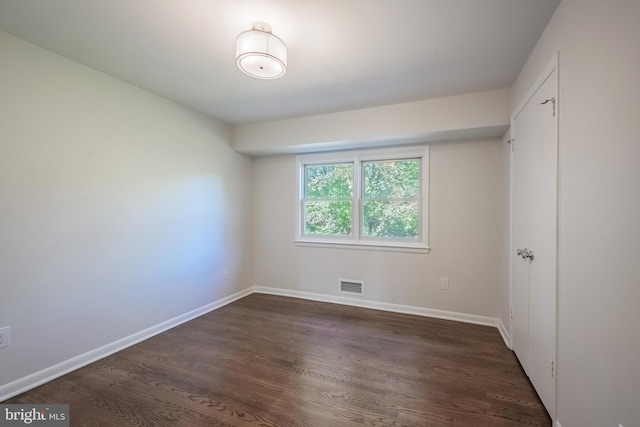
[304, 164, 353, 236]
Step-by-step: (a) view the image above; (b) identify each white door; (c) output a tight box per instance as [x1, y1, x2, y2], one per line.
[511, 60, 558, 419]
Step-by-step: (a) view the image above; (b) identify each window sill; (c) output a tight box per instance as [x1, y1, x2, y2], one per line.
[294, 239, 431, 254]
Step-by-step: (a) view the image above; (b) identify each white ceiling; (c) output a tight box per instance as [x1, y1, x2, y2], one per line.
[0, 0, 560, 125]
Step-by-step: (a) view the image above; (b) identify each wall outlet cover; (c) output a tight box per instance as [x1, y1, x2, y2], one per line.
[0, 326, 10, 349]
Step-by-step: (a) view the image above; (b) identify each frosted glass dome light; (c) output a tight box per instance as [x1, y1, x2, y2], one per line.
[236, 22, 287, 79]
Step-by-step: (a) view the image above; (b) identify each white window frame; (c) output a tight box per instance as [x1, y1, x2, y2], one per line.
[295, 145, 430, 253]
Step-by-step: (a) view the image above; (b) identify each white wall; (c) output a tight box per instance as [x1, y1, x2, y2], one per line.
[500, 131, 512, 331]
[510, 1, 640, 425]
[254, 138, 508, 320]
[0, 31, 253, 391]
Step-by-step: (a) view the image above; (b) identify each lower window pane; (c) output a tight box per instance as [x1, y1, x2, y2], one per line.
[304, 201, 352, 236]
[363, 201, 419, 239]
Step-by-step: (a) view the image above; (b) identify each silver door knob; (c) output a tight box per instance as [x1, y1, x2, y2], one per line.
[516, 248, 534, 260]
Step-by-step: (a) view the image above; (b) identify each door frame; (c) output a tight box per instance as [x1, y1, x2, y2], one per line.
[508, 53, 559, 417]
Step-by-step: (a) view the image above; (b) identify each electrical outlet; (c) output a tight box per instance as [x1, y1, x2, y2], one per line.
[440, 278, 449, 290]
[0, 326, 10, 349]
[222, 269, 229, 280]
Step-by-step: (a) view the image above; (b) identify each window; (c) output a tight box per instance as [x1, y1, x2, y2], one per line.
[296, 146, 429, 252]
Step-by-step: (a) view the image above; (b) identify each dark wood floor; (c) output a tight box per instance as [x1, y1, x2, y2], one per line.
[6, 294, 550, 426]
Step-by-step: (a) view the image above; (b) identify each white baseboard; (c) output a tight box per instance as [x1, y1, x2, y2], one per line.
[498, 318, 510, 348]
[253, 286, 503, 331]
[0, 287, 253, 402]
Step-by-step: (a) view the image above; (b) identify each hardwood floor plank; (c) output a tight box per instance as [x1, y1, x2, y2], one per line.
[5, 294, 550, 426]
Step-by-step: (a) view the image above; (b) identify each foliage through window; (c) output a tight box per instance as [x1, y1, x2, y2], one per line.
[362, 159, 420, 239]
[304, 164, 353, 236]
[297, 146, 429, 250]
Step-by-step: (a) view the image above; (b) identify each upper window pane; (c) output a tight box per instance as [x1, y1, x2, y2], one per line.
[363, 159, 420, 199]
[305, 164, 353, 200]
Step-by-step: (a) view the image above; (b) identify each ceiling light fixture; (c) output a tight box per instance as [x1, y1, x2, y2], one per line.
[236, 22, 287, 80]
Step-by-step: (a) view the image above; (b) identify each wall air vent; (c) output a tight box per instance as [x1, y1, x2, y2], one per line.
[339, 279, 364, 295]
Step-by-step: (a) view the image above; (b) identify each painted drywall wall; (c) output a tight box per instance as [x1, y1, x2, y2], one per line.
[511, 1, 640, 425]
[232, 90, 510, 155]
[254, 138, 508, 319]
[500, 130, 512, 340]
[0, 31, 253, 389]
